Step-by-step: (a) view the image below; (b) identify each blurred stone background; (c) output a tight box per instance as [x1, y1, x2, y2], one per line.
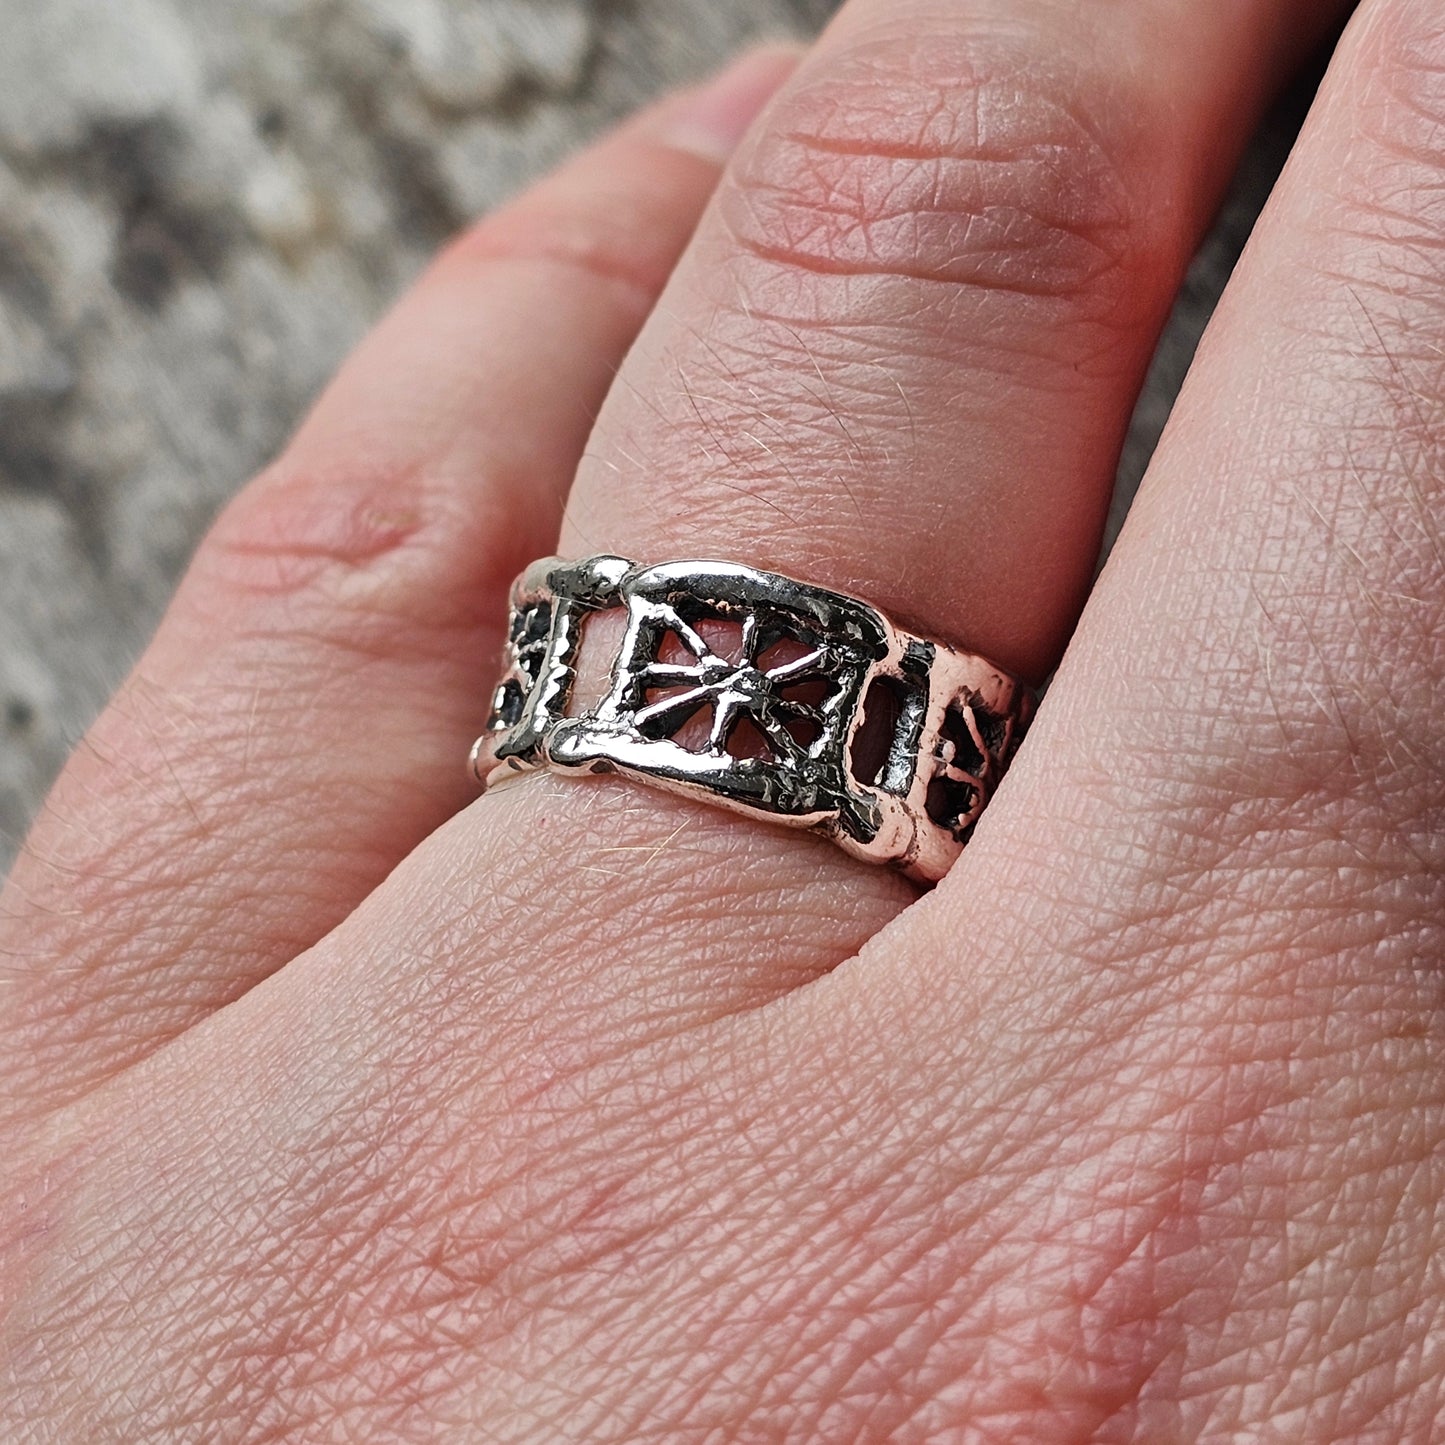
[0, 0, 1317, 867]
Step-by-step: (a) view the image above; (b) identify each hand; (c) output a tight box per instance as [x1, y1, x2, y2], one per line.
[5, 0, 1443, 1437]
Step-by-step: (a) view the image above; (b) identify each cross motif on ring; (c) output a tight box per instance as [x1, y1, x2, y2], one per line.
[632, 607, 832, 762]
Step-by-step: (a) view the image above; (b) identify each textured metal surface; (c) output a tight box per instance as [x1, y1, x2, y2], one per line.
[474, 556, 1033, 882]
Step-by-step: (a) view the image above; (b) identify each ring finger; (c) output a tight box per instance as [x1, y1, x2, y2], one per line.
[300, 0, 1350, 1040]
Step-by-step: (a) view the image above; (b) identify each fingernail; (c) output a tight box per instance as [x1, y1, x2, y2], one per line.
[650, 44, 802, 164]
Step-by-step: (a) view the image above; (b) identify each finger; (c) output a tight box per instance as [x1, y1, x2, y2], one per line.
[364, 0, 1350, 1033]
[850, 0, 1445, 1429]
[567, 0, 1339, 684]
[0, 50, 799, 1122]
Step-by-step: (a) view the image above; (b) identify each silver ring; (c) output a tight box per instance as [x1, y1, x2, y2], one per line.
[471, 556, 1033, 883]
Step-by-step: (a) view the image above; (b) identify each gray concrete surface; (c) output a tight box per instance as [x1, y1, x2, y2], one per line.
[0, 0, 1317, 867]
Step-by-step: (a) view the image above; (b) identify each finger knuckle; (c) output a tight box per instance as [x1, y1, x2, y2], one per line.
[719, 27, 1156, 315]
[198, 456, 504, 648]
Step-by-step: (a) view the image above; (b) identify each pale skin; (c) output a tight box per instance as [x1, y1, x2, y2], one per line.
[2, 0, 1444, 1436]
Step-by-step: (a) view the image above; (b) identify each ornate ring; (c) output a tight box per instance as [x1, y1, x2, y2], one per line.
[471, 556, 1034, 883]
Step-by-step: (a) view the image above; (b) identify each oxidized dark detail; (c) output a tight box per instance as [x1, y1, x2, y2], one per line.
[472, 556, 1034, 883]
[491, 598, 553, 730]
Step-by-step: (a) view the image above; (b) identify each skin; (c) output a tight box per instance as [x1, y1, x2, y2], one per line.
[2, 0, 1444, 1436]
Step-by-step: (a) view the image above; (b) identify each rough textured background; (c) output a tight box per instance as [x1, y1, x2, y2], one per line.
[0, 0, 1315, 867]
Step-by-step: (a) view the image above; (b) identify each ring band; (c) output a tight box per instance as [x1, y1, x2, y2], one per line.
[471, 556, 1034, 882]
